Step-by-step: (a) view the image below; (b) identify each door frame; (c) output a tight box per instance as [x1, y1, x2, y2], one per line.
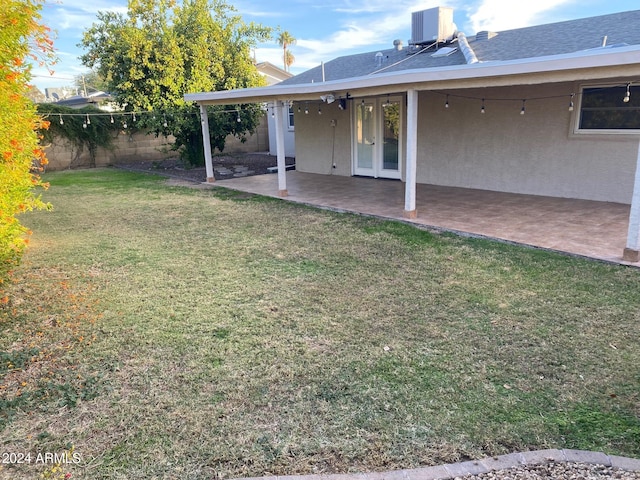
[351, 96, 403, 179]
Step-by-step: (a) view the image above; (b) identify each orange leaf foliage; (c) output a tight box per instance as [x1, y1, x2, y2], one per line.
[0, 0, 55, 293]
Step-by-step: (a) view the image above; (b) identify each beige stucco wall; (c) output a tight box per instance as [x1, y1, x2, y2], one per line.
[294, 82, 639, 204]
[294, 101, 352, 176]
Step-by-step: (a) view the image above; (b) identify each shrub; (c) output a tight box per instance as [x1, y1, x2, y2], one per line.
[0, 0, 54, 296]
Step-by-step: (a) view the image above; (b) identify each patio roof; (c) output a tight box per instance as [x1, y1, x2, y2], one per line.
[184, 45, 640, 106]
[207, 171, 636, 267]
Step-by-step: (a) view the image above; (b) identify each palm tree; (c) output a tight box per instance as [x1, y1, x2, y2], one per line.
[284, 50, 295, 72]
[277, 31, 296, 72]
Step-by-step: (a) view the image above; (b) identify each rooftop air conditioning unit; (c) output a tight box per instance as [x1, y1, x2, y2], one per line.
[411, 7, 455, 45]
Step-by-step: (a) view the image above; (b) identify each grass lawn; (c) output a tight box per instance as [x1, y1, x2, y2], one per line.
[1, 168, 639, 479]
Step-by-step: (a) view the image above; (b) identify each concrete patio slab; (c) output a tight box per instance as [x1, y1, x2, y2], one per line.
[213, 172, 637, 267]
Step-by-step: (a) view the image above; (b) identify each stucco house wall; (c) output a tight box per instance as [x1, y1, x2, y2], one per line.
[294, 102, 352, 176]
[267, 110, 296, 158]
[417, 83, 638, 204]
[293, 81, 638, 204]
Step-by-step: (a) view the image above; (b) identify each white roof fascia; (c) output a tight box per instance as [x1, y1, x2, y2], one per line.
[184, 45, 640, 105]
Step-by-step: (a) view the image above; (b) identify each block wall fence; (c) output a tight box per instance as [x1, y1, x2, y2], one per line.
[44, 115, 269, 171]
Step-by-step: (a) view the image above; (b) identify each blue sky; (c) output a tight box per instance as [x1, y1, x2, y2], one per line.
[33, 0, 639, 92]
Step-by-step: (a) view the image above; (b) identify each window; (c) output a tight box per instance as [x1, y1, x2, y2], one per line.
[288, 106, 295, 130]
[577, 84, 640, 133]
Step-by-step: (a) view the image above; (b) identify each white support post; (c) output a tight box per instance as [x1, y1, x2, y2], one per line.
[404, 89, 419, 219]
[623, 139, 640, 262]
[274, 100, 288, 197]
[199, 104, 215, 183]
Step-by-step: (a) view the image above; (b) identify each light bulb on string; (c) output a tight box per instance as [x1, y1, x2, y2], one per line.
[480, 98, 485, 114]
[86, 113, 91, 125]
[163, 114, 168, 128]
[318, 105, 322, 115]
[520, 100, 526, 115]
[237, 110, 242, 122]
[132, 113, 137, 123]
[110, 114, 114, 124]
[271, 106, 275, 118]
[59, 114, 64, 125]
[445, 94, 449, 109]
[123, 118, 128, 129]
[569, 93, 575, 112]
[304, 103, 309, 115]
[623, 83, 631, 103]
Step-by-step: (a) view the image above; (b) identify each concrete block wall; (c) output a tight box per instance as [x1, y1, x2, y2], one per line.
[44, 132, 175, 171]
[219, 114, 269, 154]
[44, 114, 270, 171]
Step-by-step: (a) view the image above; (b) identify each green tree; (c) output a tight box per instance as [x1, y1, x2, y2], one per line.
[277, 30, 296, 72]
[0, 0, 54, 295]
[79, 0, 271, 165]
[74, 70, 109, 95]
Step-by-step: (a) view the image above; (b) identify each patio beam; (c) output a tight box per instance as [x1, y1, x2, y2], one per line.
[198, 104, 215, 183]
[274, 100, 288, 197]
[404, 89, 418, 218]
[623, 139, 640, 262]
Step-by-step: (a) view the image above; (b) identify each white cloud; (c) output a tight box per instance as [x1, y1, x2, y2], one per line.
[467, 0, 575, 32]
[265, 0, 446, 65]
[45, 0, 127, 14]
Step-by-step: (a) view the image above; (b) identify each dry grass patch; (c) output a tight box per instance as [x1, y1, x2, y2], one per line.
[0, 168, 639, 479]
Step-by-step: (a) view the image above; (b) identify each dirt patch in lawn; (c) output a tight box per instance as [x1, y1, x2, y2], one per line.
[118, 152, 295, 183]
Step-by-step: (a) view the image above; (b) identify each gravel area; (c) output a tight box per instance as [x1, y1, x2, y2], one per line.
[118, 152, 294, 182]
[459, 462, 640, 479]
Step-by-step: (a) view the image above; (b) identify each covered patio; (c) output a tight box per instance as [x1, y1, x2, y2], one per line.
[213, 171, 635, 266]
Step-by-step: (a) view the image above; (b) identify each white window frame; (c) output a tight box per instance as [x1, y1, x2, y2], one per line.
[287, 105, 295, 131]
[573, 83, 640, 136]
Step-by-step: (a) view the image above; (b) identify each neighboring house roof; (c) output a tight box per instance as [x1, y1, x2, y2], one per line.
[185, 9, 640, 105]
[56, 91, 113, 109]
[255, 61, 293, 85]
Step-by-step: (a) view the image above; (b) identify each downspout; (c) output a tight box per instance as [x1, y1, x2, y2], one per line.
[457, 32, 479, 64]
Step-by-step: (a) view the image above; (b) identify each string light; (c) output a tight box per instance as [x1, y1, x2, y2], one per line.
[520, 100, 526, 115]
[110, 114, 114, 124]
[132, 113, 136, 122]
[163, 114, 168, 128]
[59, 114, 64, 125]
[304, 103, 309, 115]
[318, 104, 322, 115]
[237, 109, 242, 122]
[623, 83, 631, 103]
[480, 98, 485, 114]
[569, 93, 575, 112]
[445, 94, 449, 109]
[86, 113, 91, 125]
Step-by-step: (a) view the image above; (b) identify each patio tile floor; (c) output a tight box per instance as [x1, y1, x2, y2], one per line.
[214, 171, 636, 267]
